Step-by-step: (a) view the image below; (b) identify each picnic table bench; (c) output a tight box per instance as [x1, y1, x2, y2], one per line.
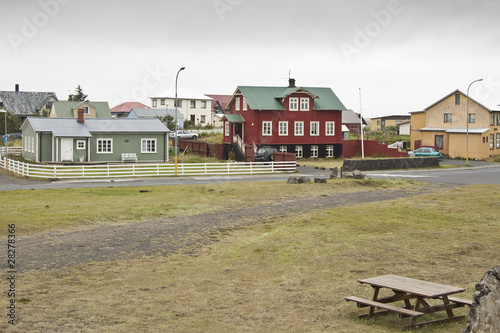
[121, 153, 138, 163]
[345, 275, 472, 328]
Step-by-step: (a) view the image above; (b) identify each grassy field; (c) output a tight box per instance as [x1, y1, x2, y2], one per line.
[1, 181, 499, 332]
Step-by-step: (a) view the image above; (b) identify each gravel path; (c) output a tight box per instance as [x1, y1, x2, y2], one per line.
[10, 185, 449, 272]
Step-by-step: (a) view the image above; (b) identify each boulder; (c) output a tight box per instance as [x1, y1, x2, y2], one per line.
[352, 170, 365, 179]
[330, 167, 339, 179]
[297, 176, 311, 184]
[314, 178, 327, 183]
[464, 266, 500, 333]
[287, 176, 298, 184]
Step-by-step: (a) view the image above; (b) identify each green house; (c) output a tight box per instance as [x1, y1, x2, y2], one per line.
[21, 117, 170, 163]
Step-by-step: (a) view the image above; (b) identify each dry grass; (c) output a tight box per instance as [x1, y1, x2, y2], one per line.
[1, 184, 499, 332]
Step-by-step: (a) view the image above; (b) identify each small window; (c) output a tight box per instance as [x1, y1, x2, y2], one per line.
[468, 114, 476, 123]
[97, 139, 113, 153]
[377, 120, 380, 125]
[455, 93, 460, 105]
[201, 101, 207, 109]
[243, 98, 248, 111]
[497, 113, 500, 126]
[279, 145, 287, 153]
[161, 99, 165, 106]
[141, 139, 157, 153]
[152, 99, 157, 107]
[295, 145, 303, 158]
[294, 121, 304, 136]
[224, 122, 229, 136]
[262, 121, 272, 136]
[326, 121, 335, 136]
[497, 133, 500, 148]
[300, 98, 309, 111]
[83, 107, 89, 114]
[235, 97, 241, 111]
[435, 135, 443, 149]
[289, 98, 298, 111]
[311, 145, 318, 158]
[190, 100, 196, 108]
[200, 115, 205, 124]
[279, 121, 288, 136]
[490, 134, 494, 150]
[444, 113, 452, 123]
[326, 145, 334, 158]
[76, 140, 86, 150]
[491, 113, 495, 126]
[310, 121, 319, 136]
[174, 100, 182, 108]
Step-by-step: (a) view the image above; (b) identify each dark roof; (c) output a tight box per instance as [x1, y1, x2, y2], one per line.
[0, 91, 57, 116]
[205, 94, 232, 110]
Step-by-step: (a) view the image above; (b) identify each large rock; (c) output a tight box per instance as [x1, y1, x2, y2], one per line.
[297, 176, 311, 184]
[464, 266, 500, 333]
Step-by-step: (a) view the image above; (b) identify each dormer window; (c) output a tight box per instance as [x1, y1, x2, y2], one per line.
[243, 97, 248, 111]
[289, 98, 298, 111]
[83, 107, 89, 114]
[300, 98, 309, 111]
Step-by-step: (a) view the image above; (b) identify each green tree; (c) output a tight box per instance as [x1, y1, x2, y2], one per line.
[68, 85, 88, 101]
[0, 109, 21, 135]
[157, 115, 175, 131]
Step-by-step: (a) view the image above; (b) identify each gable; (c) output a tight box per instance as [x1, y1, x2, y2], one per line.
[52, 101, 112, 118]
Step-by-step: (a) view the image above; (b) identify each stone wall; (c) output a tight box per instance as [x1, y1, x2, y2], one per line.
[342, 157, 440, 172]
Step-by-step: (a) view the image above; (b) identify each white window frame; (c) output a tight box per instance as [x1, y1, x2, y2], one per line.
[141, 138, 157, 153]
[152, 99, 157, 107]
[326, 121, 335, 136]
[24, 137, 28, 151]
[243, 97, 248, 111]
[201, 101, 207, 109]
[294, 121, 304, 136]
[310, 121, 319, 136]
[174, 100, 182, 108]
[468, 114, 476, 123]
[76, 140, 86, 150]
[497, 133, 500, 148]
[279, 145, 287, 153]
[444, 113, 452, 123]
[300, 98, 309, 111]
[200, 115, 206, 124]
[326, 145, 334, 158]
[279, 121, 288, 136]
[295, 145, 303, 158]
[311, 145, 318, 158]
[490, 134, 495, 150]
[83, 107, 89, 114]
[30, 137, 35, 153]
[190, 100, 196, 108]
[97, 138, 113, 154]
[262, 121, 272, 136]
[235, 97, 241, 111]
[289, 98, 298, 111]
[224, 122, 229, 136]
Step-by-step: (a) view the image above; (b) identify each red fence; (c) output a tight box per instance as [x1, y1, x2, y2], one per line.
[342, 140, 408, 158]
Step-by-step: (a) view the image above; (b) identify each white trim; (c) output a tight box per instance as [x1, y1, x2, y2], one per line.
[289, 98, 298, 111]
[262, 121, 272, 136]
[300, 97, 309, 111]
[141, 138, 157, 153]
[279, 121, 288, 136]
[310, 121, 319, 136]
[97, 138, 113, 154]
[294, 121, 304, 136]
[326, 121, 335, 136]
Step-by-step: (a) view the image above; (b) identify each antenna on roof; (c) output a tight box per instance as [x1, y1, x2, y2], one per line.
[280, 70, 291, 80]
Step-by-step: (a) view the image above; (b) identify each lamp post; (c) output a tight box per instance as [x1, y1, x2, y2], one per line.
[174, 67, 185, 176]
[0, 110, 7, 159]
[466, 78, 483, 165]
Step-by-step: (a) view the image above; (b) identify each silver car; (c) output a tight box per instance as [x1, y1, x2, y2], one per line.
[169, 130, 198, 140]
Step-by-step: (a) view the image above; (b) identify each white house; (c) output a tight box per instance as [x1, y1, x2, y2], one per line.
[149, 89, 213, 127]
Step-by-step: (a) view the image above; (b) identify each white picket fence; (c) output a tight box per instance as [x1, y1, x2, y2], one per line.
[0, 154, 296, 179]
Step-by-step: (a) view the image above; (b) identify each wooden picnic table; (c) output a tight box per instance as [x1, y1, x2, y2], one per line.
[345, 274, 472, 328]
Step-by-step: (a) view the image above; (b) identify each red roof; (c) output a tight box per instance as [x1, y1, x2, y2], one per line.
[205, 94, 232, 110]
[110, 102, 150, 113]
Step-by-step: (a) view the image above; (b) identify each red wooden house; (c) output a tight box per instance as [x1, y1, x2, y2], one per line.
[223, 79, 346, 159]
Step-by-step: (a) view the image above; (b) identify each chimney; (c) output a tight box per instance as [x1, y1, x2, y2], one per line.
[77, 108, 85, 123]
[15, 84, 19, 92]
[288, 78, 296, 88]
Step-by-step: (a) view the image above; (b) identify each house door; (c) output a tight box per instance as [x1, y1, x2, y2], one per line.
[61, 138, 73, 162]
[234, 123, 243, 140]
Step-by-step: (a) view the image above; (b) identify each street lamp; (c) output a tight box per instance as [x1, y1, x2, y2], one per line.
[0, 109, 7, 158]
[174, 67, 185, 175]
[466, 78, 483, 165]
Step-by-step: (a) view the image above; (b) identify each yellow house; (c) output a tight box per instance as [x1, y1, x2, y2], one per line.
[410, 89, 500, 160]
[370, 115, 411, 131]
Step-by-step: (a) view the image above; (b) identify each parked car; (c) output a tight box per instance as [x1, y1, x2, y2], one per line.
[169, 130, 198, 140]
[7, 133, 22, 140]
[408, 147, 444, 158]
[255, 147, 278, 162]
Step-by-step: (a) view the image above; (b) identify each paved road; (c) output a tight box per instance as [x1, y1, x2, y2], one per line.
[366, 160, 500, 185]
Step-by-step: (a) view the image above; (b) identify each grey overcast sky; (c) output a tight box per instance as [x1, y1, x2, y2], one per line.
[1, 0, 499, 118]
